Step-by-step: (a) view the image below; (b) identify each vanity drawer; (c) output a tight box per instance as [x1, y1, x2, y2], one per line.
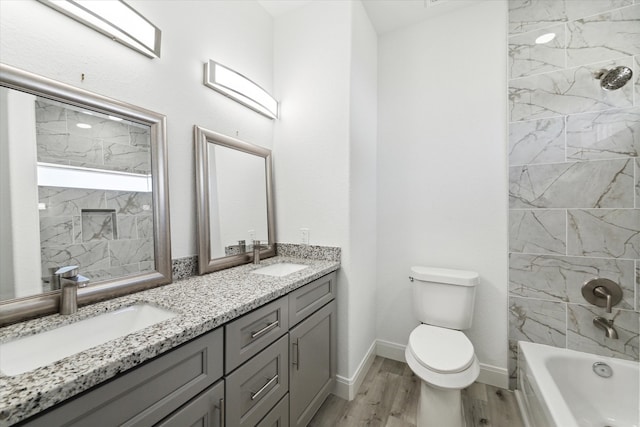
[225, 334, 289, 427]
[288, 272, 336, 327]
[256, 394, 289, 427]
[22, 327, 223, 427]
[225, 296, 288, 373]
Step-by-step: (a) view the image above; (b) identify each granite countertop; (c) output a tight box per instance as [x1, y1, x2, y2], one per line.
[0, 254, 340, 426]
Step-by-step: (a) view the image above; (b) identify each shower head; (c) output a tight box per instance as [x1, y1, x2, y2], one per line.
[594, 66, 633, 91]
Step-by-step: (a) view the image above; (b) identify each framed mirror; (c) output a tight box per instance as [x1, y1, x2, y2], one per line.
[0, 63, 171, 325]
[194, 126, 275, 273]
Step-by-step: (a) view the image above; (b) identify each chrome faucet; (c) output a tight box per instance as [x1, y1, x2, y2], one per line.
[253, 240, 265, 265]
[593, 316, 618, 339]
[55, 266, 89, 315]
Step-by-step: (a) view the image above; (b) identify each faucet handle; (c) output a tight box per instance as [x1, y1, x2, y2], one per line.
[55, 265, 80, 278]
[582, 278, 622, 313]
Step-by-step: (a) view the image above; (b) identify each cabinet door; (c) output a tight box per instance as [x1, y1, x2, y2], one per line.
[156, 380, 224, 427]
[289, 300, 336, 427]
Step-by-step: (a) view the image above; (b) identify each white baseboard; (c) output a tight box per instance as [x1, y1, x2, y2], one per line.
[375, 339, 406, 362]
[370, 339, 509, 389]
[334, 341, 377, 401]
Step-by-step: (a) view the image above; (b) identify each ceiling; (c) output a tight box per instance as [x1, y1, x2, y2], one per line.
[256, 0, 477, 34]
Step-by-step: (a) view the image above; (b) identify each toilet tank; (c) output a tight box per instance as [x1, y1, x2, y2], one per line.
[409, 266, 478, 330]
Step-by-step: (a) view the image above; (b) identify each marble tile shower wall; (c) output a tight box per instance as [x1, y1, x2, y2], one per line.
[507, 0, 640, 387]
[35, 99, 154, 285]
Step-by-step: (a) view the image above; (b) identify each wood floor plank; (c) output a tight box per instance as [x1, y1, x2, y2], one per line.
[486, 385, 525, 427]
[310, 357, 525, 427]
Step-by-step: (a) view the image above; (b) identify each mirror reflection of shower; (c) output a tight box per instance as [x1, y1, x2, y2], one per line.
[594, 66, 633, 91]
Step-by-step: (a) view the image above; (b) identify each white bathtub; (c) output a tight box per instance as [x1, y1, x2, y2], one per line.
[516, 341, 639, 427]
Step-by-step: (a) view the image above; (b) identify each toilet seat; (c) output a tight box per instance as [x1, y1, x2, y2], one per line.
[408, 324, 474, 373]
[405, 324, 480, 390]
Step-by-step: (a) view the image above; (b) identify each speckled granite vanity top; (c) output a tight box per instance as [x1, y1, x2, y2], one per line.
[0, 254, 339, 425]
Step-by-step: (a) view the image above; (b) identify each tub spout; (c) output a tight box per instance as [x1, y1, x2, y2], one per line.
[593, 316, 618, 339]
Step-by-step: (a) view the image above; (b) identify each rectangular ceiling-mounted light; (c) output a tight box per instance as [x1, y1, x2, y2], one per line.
[204, 60, 278, 119]
[37, 0, 161, 58]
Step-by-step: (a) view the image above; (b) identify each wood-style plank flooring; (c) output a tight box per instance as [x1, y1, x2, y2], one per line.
[309, 357, 524, 427]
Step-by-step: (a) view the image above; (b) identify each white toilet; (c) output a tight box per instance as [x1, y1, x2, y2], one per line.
[405, 266, 480, 427]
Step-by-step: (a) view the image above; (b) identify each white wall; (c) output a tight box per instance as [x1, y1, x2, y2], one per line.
[0, 88, 42, 299]
[0, 0, 275, 259]
[273, 0, 379, 386]
[273, 0, 352, 380]
[347, 0, 379, 381]
[376, 1, 509, 378]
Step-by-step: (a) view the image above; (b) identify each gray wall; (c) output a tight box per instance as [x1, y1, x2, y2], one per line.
[507, 0, 639, 387]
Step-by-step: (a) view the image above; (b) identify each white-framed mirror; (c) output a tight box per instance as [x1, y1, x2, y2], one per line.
[194, 126, 275, 273]
[0, 63, 171, 325]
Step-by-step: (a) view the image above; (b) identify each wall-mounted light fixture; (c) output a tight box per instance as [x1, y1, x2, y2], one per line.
[37, 0, 161, 58]
[204, 60, 278, 119]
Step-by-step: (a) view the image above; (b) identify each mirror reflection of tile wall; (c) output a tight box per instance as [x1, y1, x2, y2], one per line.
[35, 98, 154, 288]
[507, 1, 639, 388]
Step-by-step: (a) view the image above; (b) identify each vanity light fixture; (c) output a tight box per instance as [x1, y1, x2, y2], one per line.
[204, 60, 278, 119]
[37, 162, 152, 193]
[37, 0, 161, 58]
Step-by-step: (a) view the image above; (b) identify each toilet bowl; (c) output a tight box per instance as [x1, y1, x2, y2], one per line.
[406, 266, 480, 427]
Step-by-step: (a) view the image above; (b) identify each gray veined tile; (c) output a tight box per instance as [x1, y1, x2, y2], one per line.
[567, 303, 639, 360]
[108, 238, 154, 266]
[36, 133, 103, 166]
[627, 55, 640, 106]
[38, 187, 107, 217]
[66, 110, 130, 145]
[41, 241, 110, 274]
[508, 296, 567, 347]
[103, 142, 151, 174]
[508, 0, 633, 35]
[35, 100, 67, 134]
[116, 215, 138, 240]
[83, 264, 140, 282]
[567, 5, 640, 68]
[567, 209, 640, 258]
[136, 215, 154, 239]
[509, 24, 566, 79]
[509, 253, 636, 309]
[106, 191, 153, 215]
[509, 209, 566, 255]
[509, 117, 566, 165]
[509, 159, 634, 208]
[509, 58, 634, 122]
[566, 107, 640, 160]
[635, 158, 640, 208]
[39, 216, 74, 247]
[129, 124, 151, 147]
[81, 210, 116, 242]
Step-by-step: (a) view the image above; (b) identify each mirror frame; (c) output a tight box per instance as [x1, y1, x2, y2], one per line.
[0, 63, 172, 325]
[194, 125, 275, 274]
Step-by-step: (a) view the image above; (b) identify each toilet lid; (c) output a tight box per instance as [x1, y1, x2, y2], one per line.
[408, 324, 475, 374]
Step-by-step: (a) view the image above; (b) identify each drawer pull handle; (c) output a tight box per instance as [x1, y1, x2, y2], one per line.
[219, 398, 225, 426]
[251, 320, 279, 339]
[292, 341, 299, 370]
[251, 374, 279, 400]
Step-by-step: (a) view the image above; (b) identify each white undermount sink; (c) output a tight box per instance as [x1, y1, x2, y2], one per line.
[0, 303, 177, 376]
[251, 263, 309, 277]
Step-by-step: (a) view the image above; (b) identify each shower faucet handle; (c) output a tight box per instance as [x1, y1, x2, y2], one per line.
[581, 278, 622, 313]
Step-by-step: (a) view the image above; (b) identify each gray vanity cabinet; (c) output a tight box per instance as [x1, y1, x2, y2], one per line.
[156, 380, 225, 427]
[21, 327, 224, 427]
[225, 335, 289, 427]
[289, 300, 337, 427]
